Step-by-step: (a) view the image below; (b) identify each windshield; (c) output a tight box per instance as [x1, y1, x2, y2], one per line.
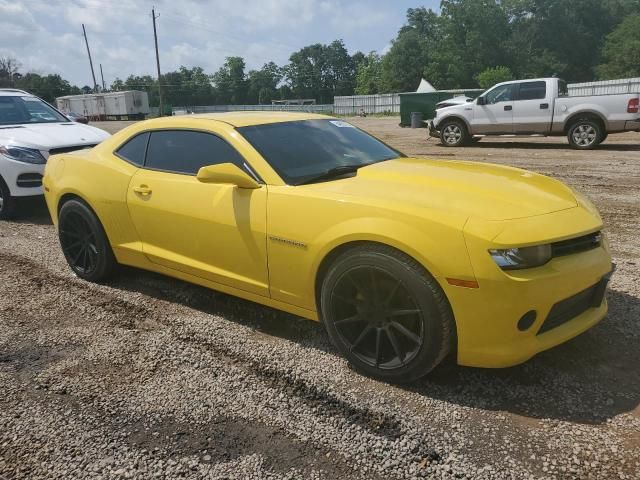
[238, 119, 403, 185]
[0, 96, 68, 125]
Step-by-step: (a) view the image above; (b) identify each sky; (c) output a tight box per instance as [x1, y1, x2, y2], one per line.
[1, 0, 440, 88]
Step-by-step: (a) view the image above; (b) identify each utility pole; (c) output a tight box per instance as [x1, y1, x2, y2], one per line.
[82, 24, 98, 92]
[100, 63, 106, 91]
[152, 8, 164, 116]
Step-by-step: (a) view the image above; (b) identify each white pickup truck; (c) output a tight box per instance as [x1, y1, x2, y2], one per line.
[429, 77, 640, 149]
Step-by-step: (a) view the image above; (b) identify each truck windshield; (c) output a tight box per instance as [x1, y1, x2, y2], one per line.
[0, 96, 68, 125]
[238, 119, 403, 185]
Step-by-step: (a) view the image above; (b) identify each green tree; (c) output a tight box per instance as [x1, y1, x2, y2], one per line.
[355, 52, 383, 95]
[379, 8, 437, 92]
[246, 62, 282, 104]
[475, 66, 514, 89]
[597, 15, 640, 79]
[284, 40, 358, 103]
[213, 57, 247, 104]
[503, 0, 620, 81]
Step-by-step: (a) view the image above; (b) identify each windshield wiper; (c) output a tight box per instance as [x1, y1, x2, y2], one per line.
[297, 163, 370, 185]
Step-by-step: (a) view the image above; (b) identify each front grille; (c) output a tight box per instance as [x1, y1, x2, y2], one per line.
[538, 277, 608, 335]
[551, 231, 601, 257]
[48, 144, 96, 155]
[16, 173, 43, 188]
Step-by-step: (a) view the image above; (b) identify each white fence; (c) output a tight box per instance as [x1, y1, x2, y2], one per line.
[172, 104, 333, 115]
[334, 94, 401, 115]
[568, 78, 640, 96]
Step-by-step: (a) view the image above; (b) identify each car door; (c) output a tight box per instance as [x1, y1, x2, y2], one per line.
[471, 83, 515, 134]
[126, 129, 269, 297]
[512, 81, 552, 134]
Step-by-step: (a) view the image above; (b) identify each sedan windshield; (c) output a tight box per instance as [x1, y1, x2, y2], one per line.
[0, 96, 68, 125]
[237, 119, 403, 185]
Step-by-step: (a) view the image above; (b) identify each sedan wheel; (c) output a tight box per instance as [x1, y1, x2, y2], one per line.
[0, 177, 16, 220]
[321, 244, 455, 383]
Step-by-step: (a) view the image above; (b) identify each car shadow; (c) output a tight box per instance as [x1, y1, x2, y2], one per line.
[108, 266, 639, 425]
[409, 289, 640, 424]
[444, 141, 640, 151]
[7, 196, 52, 225]
[107, 267, 336, 353]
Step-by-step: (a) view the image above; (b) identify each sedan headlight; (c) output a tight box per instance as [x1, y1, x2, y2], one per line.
[0, 145, 46, 164]
[489, 244, 552, 270]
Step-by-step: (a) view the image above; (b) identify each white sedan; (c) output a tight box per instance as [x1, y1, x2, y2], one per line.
[0, 89, 110, 219]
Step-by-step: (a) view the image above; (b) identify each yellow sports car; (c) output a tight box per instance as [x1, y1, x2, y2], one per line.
[43, 113, 613, 383]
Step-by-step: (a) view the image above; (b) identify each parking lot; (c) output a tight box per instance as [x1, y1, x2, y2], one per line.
[1, 117, 639, 479]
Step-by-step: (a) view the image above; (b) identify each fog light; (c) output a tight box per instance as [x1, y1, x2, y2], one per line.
[518, 311, 537, 331]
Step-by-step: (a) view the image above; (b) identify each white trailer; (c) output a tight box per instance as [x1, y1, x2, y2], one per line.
[56, 91, 150, 120]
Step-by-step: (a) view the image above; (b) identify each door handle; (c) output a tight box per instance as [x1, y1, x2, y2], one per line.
[133, 185, 152, 195]
[540, 103, 549, 109]
[504, 105, 513, 111]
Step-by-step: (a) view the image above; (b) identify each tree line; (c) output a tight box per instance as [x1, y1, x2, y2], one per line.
[1, 0, 639, 107]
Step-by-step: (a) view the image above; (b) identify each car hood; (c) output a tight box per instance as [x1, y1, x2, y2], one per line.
[310, 158, 578, 221]
[0, 122, 110, 151]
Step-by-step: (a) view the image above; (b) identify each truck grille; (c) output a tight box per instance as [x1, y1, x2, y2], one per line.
[538, 275, 609, 335]
[48, 144, 97, 155]
[551, 231, 601, 257]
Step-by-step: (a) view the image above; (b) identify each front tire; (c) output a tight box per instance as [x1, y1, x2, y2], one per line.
[568, 119, 602, 150]
[439, 120, 471, 147]
[58, 199, 116, 282]
[320, 244, 455, 383]
[0, 176, 16, 220]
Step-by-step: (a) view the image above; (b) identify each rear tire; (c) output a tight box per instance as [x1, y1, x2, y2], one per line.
[439, 120, 471, 147]
[320, 244, 455, 383]
[58, 199, 117, 282]
[567, 119, 602, 150]
[0, 176, 16, 220]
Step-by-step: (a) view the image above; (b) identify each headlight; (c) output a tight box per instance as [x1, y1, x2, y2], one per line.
[489, 244, 552, 270]
[0, 145, 46, 164]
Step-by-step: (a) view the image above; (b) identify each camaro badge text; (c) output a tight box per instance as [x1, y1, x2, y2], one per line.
[269, 236, 307, 249]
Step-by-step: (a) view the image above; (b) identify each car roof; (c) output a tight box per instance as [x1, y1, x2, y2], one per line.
[142, 111, 334, 128]
[0, 89, 31, 97]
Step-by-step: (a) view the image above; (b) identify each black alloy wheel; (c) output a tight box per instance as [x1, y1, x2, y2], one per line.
[330, 265, 424, 369]
[321, 244, 455, 383]
[58, 199, 116, 281]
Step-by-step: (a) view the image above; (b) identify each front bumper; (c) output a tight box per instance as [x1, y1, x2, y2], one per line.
[0, 155, 45, 197]
[445, 207, 613, 368]
[428, 120, 440, 138]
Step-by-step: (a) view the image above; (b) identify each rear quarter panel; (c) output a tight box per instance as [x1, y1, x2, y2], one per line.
[43, 149, 141, 257]
[553, 93, 639, 133]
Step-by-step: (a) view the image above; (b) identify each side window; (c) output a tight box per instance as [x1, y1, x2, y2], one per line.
[486, 84, 513, 104]
[115, 132, 149, 166]
[146, 130, 245, 175]
[517, 81, 546, 101]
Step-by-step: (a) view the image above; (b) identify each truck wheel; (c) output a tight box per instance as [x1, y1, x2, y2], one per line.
[440, 120, 470, 147]
[0, 176, 17, 220]
[568, 119, 602, 150]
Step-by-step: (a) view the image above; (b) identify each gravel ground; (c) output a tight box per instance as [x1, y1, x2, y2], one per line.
[1, 118, 639, 479]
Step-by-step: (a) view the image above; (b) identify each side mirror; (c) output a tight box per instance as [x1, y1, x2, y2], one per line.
[476, 96, 486, 106]
[196, 163, 260, 189]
